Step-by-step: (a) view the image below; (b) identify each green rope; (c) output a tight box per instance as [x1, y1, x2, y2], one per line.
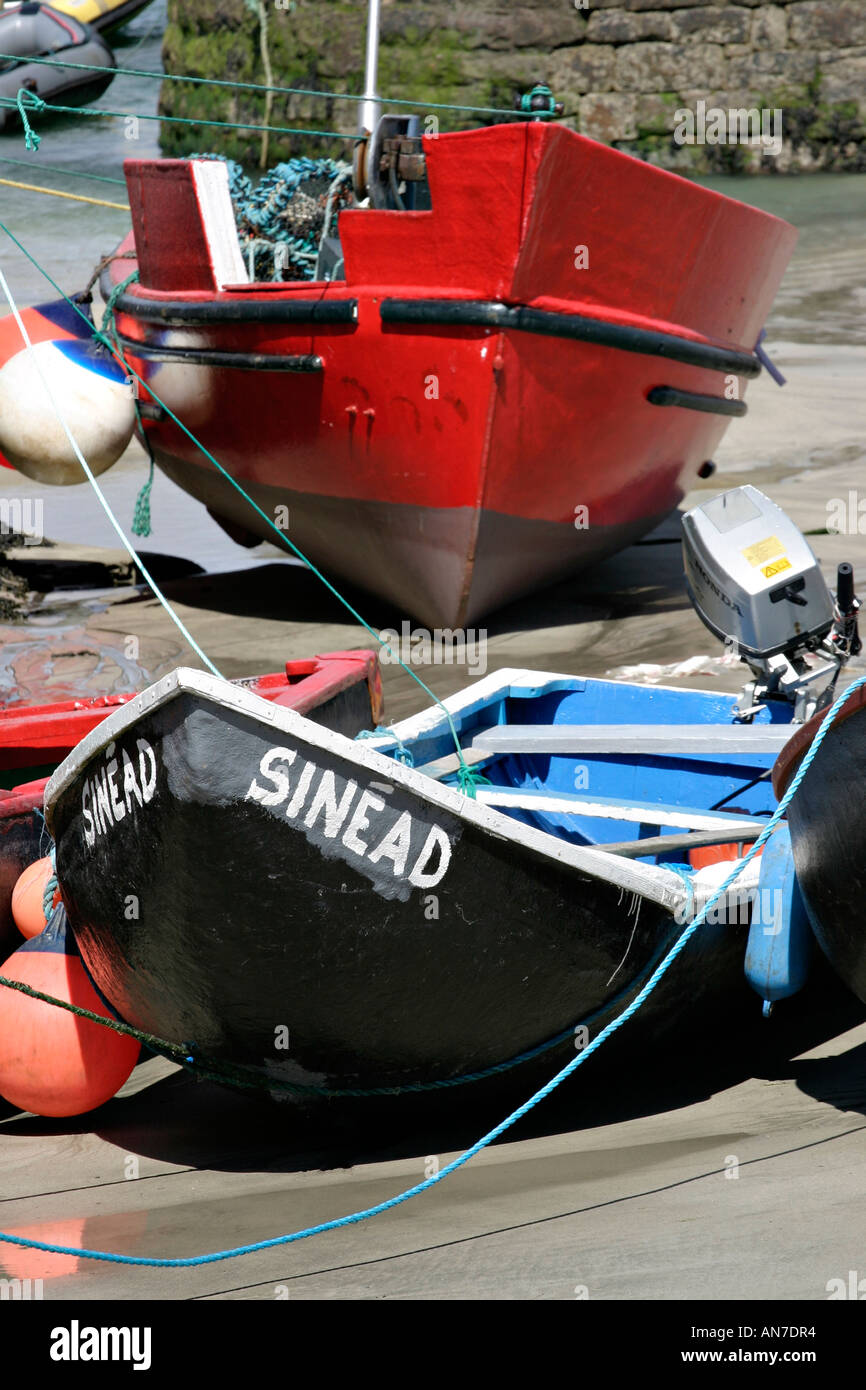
[131, 448, 155, 538]
[15, 90, 44, 152]
[0, 154, 127, 187]
[100, 269, 155, 537]
[0, 51, 520, 121]
[0, 91, 352, 145]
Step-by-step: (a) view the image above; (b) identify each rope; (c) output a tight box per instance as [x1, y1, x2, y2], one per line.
[99, 268, 157, 535]
[1, 220, 853, 1269]
[243, 0, 274, 170]
[131, 445, 155, 538]
[15, 89, 44, 151]
[0, 176, 129, 211]
[356, 725, 415, 767]
[0, 91, 353, 145]
[0, 213, 859, 1250]
[1, 665, 860, 1267]
[0, 154, 127, 188]
[2, 222, 480, 791]
[191, 153, 353, 282]
[0, 51, 520, 120]
[41, 848, 57, 924]
[0, 264, 222, 680]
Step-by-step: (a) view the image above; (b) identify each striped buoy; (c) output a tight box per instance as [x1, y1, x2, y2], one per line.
[0, 904, 139, 1116]
[0, 301, 135, 483]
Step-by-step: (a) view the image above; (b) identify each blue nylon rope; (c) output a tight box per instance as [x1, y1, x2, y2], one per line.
[1, 667, 861, 1267]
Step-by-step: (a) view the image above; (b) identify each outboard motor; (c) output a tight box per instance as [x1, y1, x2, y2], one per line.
[682, 485, 859, 722]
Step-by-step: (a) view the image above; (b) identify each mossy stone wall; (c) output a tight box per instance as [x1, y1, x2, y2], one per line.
[160, 0, 866, 172]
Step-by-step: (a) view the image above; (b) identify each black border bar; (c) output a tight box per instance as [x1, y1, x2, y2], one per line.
[115, 336, 324, 372]
[380, 298, 760, 378]
[648, 384, 748, 417]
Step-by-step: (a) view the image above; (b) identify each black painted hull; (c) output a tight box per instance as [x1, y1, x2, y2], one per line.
[775, 693, 866, 1005]
[46, 673, 752, 1102]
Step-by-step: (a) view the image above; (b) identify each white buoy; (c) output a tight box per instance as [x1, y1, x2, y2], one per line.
[0, 337, 136, 484]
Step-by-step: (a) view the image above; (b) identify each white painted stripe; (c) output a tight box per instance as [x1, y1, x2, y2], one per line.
[473, 787, 764, 832]
[191, 159, 248, 291]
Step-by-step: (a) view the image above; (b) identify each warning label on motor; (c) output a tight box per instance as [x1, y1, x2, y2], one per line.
[742, 535, 785, 567]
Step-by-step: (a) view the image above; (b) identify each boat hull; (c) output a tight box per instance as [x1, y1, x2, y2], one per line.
[0, 5, 114, 132]
[774, 689, 866, 1005]
[101, 122, 796, 626]
[46, 673, 753, 1102]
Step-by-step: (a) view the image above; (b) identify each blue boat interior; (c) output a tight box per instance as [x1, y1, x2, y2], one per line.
[378, 675, 794, 869]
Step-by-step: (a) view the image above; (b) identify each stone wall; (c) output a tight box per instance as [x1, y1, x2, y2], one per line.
[160, 0, 866, 171]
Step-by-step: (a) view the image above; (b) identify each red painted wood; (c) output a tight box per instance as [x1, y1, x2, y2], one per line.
[124, 161, 220, 293]
[0, 650, 380, 777]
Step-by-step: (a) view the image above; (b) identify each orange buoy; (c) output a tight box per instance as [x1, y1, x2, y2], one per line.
[11, 856, 60, 940]
[688, 842, 765, 870]
[0, 905, 140, 1117]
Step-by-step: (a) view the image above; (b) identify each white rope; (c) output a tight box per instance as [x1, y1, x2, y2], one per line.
[0, 267, 223, 679]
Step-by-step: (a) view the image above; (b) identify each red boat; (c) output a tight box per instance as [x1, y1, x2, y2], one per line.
[0, 649, 382, 958]
[0, 75, 796, 626]
[81, 121, 794, 628]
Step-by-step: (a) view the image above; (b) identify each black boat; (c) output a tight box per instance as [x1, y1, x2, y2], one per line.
[0, 3, 115, 131]
[43, 661, 788, 1103]
[774, 678, 866, 1006]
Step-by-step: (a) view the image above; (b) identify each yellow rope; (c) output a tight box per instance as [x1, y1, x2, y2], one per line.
[0, 176, 129, 210]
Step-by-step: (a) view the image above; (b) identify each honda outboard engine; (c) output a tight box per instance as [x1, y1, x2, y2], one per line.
[682, 485, 860, 722]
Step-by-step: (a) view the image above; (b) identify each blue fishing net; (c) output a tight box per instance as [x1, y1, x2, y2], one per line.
[190, 153, 353, 281]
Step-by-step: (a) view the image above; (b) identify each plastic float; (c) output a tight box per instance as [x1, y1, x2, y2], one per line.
[0, 301, 135, 482]
[0, 905, 140, 1117]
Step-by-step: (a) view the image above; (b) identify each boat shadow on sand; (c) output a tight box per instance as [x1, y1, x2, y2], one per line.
[1, 959, 863, 1177]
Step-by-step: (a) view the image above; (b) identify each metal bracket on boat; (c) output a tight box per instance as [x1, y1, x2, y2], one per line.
[514, 84, 564, 120]
[365, 114, 431, 211]
[379, 136, 426, 184]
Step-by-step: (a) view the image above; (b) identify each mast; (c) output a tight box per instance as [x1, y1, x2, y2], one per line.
[359, 0, 382, 136]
